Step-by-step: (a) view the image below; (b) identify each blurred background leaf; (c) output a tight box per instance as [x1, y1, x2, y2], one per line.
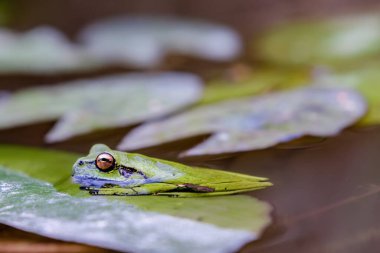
[79, 15, 242, 68]
[253, 14, 380, 67]
[119, 86, 366, 156]
[314, 64, 380, 126]
[0, 73, 202, 142]
[0, 26, 98, 74]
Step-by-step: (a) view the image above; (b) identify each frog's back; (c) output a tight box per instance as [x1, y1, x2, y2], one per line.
[123, 151, 272, 195]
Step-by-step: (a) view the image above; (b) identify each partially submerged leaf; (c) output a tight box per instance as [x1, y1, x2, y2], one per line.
[0, 145, 272, 252]
[253, 14, 380, 66]
[118, 87, 366, 156]
[0, 72, 202, 142]
[79, 15, 242, 67]
[0, 26, 97, 74]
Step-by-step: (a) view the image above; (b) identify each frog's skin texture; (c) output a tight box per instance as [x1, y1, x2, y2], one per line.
[72, 144, 272, 197]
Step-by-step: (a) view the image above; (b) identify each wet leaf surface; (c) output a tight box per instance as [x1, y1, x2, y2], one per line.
[119, 86, 366, 156]
[0, 145, 272, 253]
[0, 167, 258, 253]
[0, 224, 110, 253]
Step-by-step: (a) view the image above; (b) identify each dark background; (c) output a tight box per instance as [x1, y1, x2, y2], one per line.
[6, 0, 380, 37]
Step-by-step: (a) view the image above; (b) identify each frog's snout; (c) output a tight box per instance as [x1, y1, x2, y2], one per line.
[72, 158, 93, 185]
[72, 159, 86, 176]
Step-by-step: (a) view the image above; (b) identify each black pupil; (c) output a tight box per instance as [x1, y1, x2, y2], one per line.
[101, 158, 111, 162]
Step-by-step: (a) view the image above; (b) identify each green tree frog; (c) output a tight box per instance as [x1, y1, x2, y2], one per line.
[72, 144, 272, 197]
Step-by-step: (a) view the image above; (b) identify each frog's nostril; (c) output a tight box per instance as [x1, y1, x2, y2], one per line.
[78, 160, 84, 166]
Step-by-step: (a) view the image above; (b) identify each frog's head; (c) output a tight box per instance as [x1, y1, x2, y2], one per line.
[72, 144, 131, 188]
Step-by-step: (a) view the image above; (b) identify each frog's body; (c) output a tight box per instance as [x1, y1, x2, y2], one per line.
[72, 144, 272, 197]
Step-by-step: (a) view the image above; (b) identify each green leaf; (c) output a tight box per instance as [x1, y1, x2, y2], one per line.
[0, 145, 272, 252]
[253, 14, 380, 66]
[0, 167, 257, 253]
[0, 73, 202, 142]
[118, 86, 366, 156]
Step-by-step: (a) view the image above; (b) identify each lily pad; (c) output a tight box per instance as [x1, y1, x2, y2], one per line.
[0, 145, 272, 252]
[313, 65, 380, 125]
[0, 72, 203, 142]
[0, 26, 97, 74]
[118, 86, 366, 156]
[79, 15, 242, 68]
[253, 14, 380, 66]
[0, 168, 257, 253]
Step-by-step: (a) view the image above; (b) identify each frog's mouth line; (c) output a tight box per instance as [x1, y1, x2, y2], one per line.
[72, 175, 151, 188]
[73, 176, 126, 188]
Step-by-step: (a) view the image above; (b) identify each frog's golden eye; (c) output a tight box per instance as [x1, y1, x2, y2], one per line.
[95, 152, 115, 172]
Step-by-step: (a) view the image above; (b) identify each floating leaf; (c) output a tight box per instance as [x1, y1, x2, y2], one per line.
[0, 26, 97, 74]
[0, 168, 256, 253]
[0, 72, 202, 142]
[79, 16, 242, 67]
[313, 65, 380, 125]
[119, 87, 366, 156]
[253, 14, 380, 66]
[0, 145, 272, 252]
